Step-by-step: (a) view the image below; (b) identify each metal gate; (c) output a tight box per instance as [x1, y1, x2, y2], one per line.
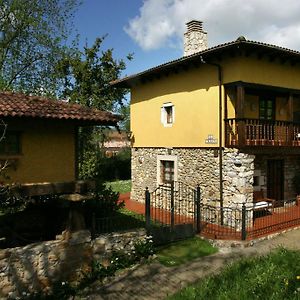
[145, 181, 200, 244]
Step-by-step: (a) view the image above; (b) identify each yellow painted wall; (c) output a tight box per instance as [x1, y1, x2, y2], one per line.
[130, 55, 300, 147]
[131, 66, 220, 147]
[1, 118, 76, 184]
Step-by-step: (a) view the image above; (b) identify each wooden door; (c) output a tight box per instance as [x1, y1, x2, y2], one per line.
[267, 160, 284, 200]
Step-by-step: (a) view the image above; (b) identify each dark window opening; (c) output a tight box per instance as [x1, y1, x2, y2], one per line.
[165, 106, 173, 124]
[0, 131, 21, 155]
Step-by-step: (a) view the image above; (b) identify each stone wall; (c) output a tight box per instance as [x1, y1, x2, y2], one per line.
[0, 229, 147, 298]
[132, 147, 255, 208]
[93, 229, 147, 265]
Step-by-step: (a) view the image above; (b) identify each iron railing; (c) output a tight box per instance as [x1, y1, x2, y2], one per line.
[145, 181, 199, 229]
[199, 198, 300, 240]
[145, 182, 300, 241]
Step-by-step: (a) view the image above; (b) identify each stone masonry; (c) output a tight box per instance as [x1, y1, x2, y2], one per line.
[131, 147, 255, 208]
[0, 229, 147, 299]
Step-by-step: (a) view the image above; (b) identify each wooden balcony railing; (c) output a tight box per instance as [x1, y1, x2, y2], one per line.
[225, 118, 300, 147]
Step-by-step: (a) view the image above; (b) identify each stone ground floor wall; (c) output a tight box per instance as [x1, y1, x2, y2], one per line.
[0, 229, 146, 298]
[131, 147, 255, 208]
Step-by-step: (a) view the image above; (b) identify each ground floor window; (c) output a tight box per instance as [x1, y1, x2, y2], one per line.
[161, 160, 174, 183]
[157, 154, 178, 185]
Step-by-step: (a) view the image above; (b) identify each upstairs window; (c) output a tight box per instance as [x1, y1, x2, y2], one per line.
[161, 103, 175, 127]
[0, 131, 21, 155]
[259, 97, 275, 120]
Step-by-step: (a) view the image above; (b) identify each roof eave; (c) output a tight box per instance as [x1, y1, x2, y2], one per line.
[111, 39, 300, 88]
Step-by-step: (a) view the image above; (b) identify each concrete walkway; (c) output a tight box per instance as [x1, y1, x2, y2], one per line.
[79, 228, 300, 300]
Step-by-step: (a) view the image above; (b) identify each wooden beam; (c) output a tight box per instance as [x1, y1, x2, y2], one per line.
[11, 180, 95, 197]
[236, 85, 245, 119]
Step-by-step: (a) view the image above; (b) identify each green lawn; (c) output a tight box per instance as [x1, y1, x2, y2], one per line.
[106, 180, 131, 194]
[168, 248, 300, 300]
[157, 237, 217, 267]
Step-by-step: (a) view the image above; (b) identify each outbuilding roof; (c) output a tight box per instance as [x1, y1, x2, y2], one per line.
[111, 38, 300, 88]
[0, 91, 120, 125]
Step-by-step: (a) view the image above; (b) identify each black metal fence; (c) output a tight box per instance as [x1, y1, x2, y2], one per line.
[145, 182, 300, 241]
[145, 182, 200, 243]
[89, 182, 300, 241]
[87, 196, 145, 237]
[198, 198, 300, 240]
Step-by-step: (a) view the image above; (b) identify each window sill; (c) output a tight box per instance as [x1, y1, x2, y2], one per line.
[163, 123, 173, 128]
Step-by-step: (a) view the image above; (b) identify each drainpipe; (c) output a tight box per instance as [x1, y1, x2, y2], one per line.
[200, 56, 224, 224]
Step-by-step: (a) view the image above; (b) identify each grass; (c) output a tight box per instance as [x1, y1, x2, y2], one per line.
[156, 237, 218, 267]
[168, 248, 300, 300]
[94, 208, 145, 234]
[106, 179, 131, 194]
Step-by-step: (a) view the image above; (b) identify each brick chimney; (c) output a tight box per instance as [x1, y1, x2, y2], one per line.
[184, 20, 207, 56]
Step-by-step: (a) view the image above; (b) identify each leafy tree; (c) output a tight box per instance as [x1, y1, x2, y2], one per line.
[56, 37, 132, 179]
[57, 37, 131, 110]
[0, 0, 80, 94]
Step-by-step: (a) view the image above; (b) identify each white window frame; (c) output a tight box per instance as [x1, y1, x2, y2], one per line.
[161, 102, 175, 127]
[157, 155, 178, 185]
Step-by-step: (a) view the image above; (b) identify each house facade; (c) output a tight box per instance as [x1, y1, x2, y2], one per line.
[102, 130, 130, 157]
[0, 92, 120, 186]
[112, 21, 300, 211]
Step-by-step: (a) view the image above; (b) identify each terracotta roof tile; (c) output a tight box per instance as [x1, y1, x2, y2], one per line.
[0, 91, 120, 125]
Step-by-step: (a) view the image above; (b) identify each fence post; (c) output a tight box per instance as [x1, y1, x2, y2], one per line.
[170, 181, 175, 231]
[196, 184, 201, 233]
[145, 187, 151, 230]
[241, 203, 247, 241]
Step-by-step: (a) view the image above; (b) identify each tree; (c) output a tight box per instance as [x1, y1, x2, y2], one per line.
[57, 37, 131, 110]
[0, 0, 80, 94]
[56, 37, 132, 179]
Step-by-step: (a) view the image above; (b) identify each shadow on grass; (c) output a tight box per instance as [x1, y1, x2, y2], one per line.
[157, 237, 218, 267]
[94, 209, 145, 235]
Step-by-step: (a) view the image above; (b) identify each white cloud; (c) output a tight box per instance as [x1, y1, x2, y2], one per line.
[124, 0, 300, 51]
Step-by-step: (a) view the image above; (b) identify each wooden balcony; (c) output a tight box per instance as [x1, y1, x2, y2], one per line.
[225, 118, 300, 147]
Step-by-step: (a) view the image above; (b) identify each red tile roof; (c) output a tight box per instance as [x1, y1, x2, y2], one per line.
[0, 91, 120, 125]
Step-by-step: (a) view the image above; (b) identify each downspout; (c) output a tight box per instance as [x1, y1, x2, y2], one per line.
[200, 57, 224, 224]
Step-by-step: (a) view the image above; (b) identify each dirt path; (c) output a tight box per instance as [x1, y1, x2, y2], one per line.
[77, 228, 300, 300]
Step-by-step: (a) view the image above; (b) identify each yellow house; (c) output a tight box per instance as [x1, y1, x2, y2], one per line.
[0, 91, 119, 194]
[112, 21, 300, 212]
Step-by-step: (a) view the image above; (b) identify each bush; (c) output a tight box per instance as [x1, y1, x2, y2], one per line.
[79, 148, 131, 181]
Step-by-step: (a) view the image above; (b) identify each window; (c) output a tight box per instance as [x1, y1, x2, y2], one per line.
[161, 160, 174, 184]
[259, 97, 275, 120]
[0, 131, 21, 155]
[157, 155, 178, 185]
[161, 103, 175, 127]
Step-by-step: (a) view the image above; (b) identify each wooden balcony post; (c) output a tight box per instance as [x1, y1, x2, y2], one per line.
[236, 85, 245, 119]
[236, 85, 245, 146]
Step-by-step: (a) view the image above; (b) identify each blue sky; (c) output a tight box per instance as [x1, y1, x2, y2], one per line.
[73, 0, 181, 77]
[73, 0, 300, 78]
